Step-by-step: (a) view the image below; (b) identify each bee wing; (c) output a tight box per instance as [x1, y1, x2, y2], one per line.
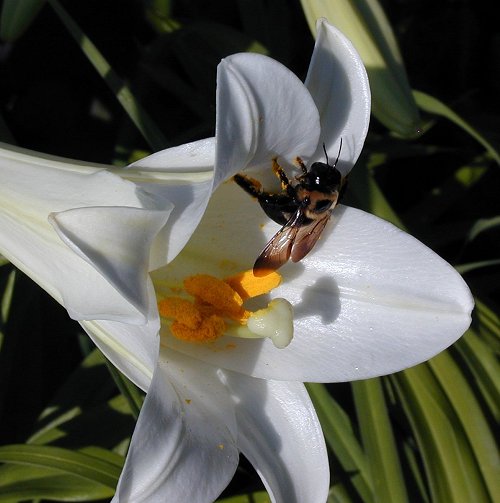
[253, 210, 305, 276]
[290, 211, 332, 263]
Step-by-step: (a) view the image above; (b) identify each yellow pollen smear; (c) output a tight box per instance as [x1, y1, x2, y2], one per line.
[158, 270, 282, 344]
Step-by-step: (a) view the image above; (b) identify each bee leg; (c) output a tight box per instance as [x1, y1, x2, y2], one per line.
[272, 158, 296, 198]
[295, 156, 308, 175]
[233, 173, 263, 198]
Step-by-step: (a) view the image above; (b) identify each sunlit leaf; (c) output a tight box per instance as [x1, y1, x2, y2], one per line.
[0, 464, 114, 501]
[428, 351, 500, 499]
[352, 379, 408, 503]
[0, 445, 121, 488]
[414, 90, 500, 166]
[394, 364, 491, 503]
[307, 383, 373, 502]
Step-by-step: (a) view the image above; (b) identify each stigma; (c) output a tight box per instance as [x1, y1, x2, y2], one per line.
[158, 270, 294, 348]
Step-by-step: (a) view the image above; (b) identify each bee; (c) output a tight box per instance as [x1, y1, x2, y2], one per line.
[233, 140, 346, 276]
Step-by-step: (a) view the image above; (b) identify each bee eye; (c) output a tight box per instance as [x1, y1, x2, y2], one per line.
[314, 199, 332, 212]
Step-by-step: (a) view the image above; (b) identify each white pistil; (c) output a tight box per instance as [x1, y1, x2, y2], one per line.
[247, 298, 294, 349]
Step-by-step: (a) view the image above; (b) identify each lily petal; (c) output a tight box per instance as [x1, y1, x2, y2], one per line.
[50, 207, 170, 322]
[160, 182, 473, 382]
[129, 138, 215, 173]
[222, 372, 329, 503]
[305, 19, 371, 175]
[81, 317, 158, 393]
[215, 53, 321, 184]
[128, 139, 215, 266]
[113, 349, 239, 503]
[0, 147, 172, 323]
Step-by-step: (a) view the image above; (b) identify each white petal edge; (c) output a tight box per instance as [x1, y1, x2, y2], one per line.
[118, 138, 216, 268]
[222, 372, 329, 503]
[133, 178, 214, 267]
[50, 206, 170, 322]
[127, 139, 217, 267]
[305, 19, 371, 175]
[158, 182, 473, 382]
[80, 317, 158, 393]
[128, 138, 215, 173]
[112, 349, 239, 503]
[215, 53, 321, 184]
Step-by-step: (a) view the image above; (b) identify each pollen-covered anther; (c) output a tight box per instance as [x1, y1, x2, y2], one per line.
[159, 270, 292, 346]
[158, 297, 202, 329]
[184, 274, 245, 318]
[171, 315, 226, 343]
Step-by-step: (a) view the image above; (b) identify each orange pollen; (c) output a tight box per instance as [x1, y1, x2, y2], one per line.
[158, 269, 282, 344]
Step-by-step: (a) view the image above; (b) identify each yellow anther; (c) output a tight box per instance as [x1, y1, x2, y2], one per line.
[224, 270, 281, 301]
[158, 297, 202, 329]
[159, 270, 289, 346]
[171, 315, 226, 343]
[184, 274, 244, 317]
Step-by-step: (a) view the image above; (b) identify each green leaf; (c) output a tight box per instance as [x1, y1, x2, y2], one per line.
[394, 364, 491, 503]
[104, 358, 143, 421]
[0, 465, 114, 501]
[352, 379, 408, 503]
[27, 349, 136, 451]
[455, 308, 500, 423]
[0, 445, 121, 488]
[413, 90, 500, 166]
[0, 0, 45, 41]
[47, 0, 169, 151]
[456, 259, 500, 274]
[217, 491, 271, 503]
[307, 383, 373, 502]
[467, 216, 500, 242]
[428, 351, 500, 499]
[348, 154, 405, 228]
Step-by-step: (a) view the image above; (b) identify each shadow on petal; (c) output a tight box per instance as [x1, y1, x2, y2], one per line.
[294, 275, 341, 325]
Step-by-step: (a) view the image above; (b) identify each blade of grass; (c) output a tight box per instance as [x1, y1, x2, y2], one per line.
[454, 329, 500, 422]
[47, 0, 169, 151]
[104, 358, 143, 421]
[307, 383, 373, 502]
[427, 351, 500, 500]
[0, 445, 121, 488]
[394, 364, 490, 503]
[0, 466, 114, 501]
[414, 90, 500, 166]
[352, 379, 408, 503]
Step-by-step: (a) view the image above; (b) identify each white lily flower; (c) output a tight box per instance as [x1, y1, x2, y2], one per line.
[0, 19, 473, 503]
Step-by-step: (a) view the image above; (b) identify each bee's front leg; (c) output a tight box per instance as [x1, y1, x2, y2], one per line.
[233, 173, 263, 198]
[272, 158, 296, 198]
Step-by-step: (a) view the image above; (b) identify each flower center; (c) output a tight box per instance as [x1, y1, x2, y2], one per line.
[158, 270, 294, 348]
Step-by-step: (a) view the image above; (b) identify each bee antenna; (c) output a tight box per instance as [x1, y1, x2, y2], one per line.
[322, 142, 329, 165]
[333, 138, 343, 168]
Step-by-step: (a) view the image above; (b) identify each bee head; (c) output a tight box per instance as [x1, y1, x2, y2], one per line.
[299, 162, 342, 192]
